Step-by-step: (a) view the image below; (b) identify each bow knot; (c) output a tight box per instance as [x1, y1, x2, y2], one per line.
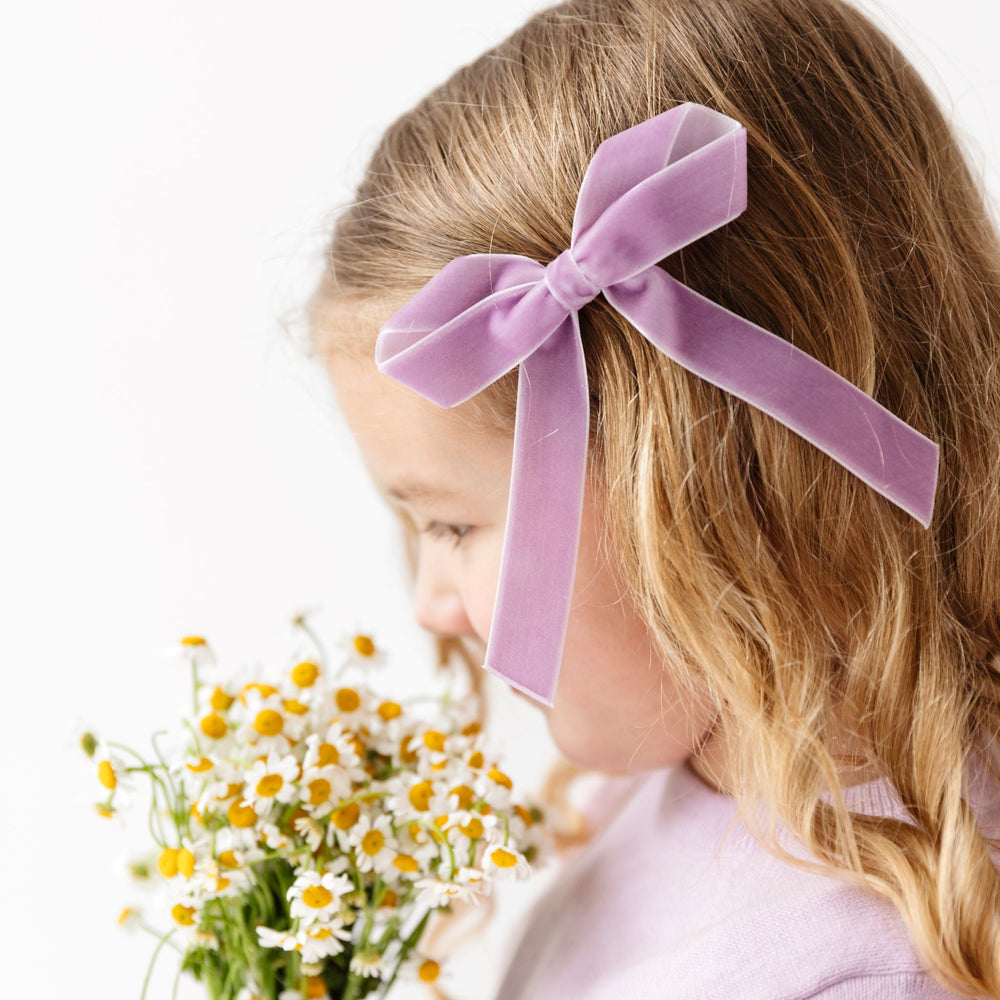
[544, 248, 601, 312]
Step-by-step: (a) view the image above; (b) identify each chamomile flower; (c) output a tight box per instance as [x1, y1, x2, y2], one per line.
[338, 631, 388, 672]
[94, 743, 134, 799]
[244, 752, 299, 816]
[256, 926, 299, 952]
[296, 920, 353, 962]
[476, 764, 515, 811]
[398, 952, 449, 987]
[294, 815, 325, 852]
[349, 948, 386, 979]
[481, 841, 531, 880]
[327, 684, 370, 727]
[348, 813, 397, 874]
[288, 868, 353, 924]
[412, 874, 483, 908]
[163, 634, 218, 676]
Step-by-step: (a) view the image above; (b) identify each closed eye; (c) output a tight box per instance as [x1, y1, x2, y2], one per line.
[422, 521, 472, 548]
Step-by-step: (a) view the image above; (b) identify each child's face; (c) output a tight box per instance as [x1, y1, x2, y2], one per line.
[328, 354, 716, 771]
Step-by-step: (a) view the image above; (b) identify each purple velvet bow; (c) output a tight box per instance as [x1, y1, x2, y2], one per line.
[375, 102, 940, 707]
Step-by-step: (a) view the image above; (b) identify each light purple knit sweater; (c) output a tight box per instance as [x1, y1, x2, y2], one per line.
[493, 760, 999, 1000]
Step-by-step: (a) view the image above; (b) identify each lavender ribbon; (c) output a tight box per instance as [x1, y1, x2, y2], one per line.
[375, 102, 940, 707]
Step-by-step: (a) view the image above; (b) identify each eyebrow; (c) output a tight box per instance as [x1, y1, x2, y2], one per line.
[383, 479, 463, 508]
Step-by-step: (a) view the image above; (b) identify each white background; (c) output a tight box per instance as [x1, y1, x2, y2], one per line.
[3, 1, 998, 998]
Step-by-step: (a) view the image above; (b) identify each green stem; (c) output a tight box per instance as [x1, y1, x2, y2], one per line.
[140, 929, 178, 1000]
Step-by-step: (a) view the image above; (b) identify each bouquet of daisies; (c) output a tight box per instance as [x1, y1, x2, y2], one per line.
[84, 612, 546, 1000]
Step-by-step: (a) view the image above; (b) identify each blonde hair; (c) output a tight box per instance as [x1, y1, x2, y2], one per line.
[306, 0, 1000, 993]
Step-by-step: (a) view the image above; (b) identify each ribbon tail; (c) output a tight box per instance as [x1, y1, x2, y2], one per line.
[606, 269, 940, 527]
[482, 317, 590, 706]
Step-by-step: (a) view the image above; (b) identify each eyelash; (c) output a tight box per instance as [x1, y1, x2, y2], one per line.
[422, 521, 472, 548]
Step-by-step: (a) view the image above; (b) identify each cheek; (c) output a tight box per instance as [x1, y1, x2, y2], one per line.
[462, 531, 505, 644]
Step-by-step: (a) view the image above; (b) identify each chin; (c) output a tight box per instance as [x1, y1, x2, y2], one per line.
[547, 715, 618, 769]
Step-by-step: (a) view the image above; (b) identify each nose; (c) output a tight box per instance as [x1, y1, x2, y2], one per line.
[412, 536, 476, 639]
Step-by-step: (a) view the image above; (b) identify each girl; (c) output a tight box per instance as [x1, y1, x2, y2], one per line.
[306, 0, 1000, 996]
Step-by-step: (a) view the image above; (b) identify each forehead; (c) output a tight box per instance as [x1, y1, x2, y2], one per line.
[327, 355, 514, 509]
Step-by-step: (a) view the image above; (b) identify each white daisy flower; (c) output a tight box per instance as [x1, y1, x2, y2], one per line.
[446, 808, 498, 856]
[327, 683, 371, 727]
[337, 631, 388, 672]
[348, 814, 397, 874]
[288, 869, 353, 924]
[260, 822, 293, 851]
[256, 925, 298, 952]
[348, 948, 386, 979]
[244, 752, 299, 816]
[304, 722, 362, 766]
[94, 743, 135, 799]
[475, 765, 515, 811]
[412, 874, 483, 908]
[293, 815, 325, 852]
[296, 920, 353, 962]
[162, 634, 218, 677]
[382, 773, 451, 822]
[397, 952, 449, 987]
[481, 841, 530, 880]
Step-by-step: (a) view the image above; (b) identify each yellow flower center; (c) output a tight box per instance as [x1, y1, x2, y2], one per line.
[462, 721, 481, 736]
[489, 847, 518, 868]
[301, 885, 334, 909]
[291, 660, 320, 688]
[242, 682, 279, 701]
[305, 977, 328, 999]
[171, 903, 196, 926]
[181, 636, 207, 647]
[94, 805, 114, 819]
[283, 698, 309, 716]
[256, 774, 284, 798]
[514, 804, 534, 826]
[97, 760, 117, 790]
[422, 730, 446, 752]
[408, 780, 433, 812]
[488, 766, 512, 789]
[80, 731, 98, 757]
[214, 876, 230, 892]
[227, 799, 257, 829]
[380, 889, 399, 908]
[399, 736, 418, 764]
[117, 907, 133, 926]
[361, 829, 385, 855]
[158, 848, 179, 878]
[335, 688, 361, 713]
[333, 802, 360, 830]
[218, 851, 239, 869]
[393, 853, 420, 873]
[178, 848, 195, 878]
[467, 751, 484, 769]
[353, 634, 376, 657]
[210, 686, 233, 711]
[200, 714, 228, 740]
[308, 778, 331, 806]
[186, 756, 214, 773]
[316, 742, 340, 767]
[449, 784, 474, 809]
[460, 818, 484, 839]
[377, 700, 402, 721]
[418, 960, 441, 983]
[253, 709, 284, 737]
